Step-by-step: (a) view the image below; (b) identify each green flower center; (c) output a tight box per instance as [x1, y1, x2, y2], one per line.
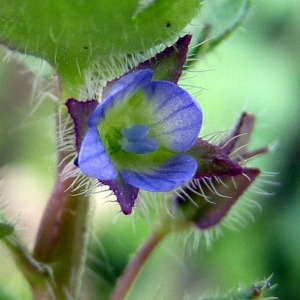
[98, 90, 175, 172]
[98, 90, 150, 154]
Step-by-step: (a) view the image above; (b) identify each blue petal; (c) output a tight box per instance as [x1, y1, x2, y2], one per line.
[121, 124, 159, 154]
[122, 124, 150, 142]
[121, 154, 198, 192]
[88, 69, 153, 127]
[78, 126, 118, 179]
[121, 136, 159, 154]
[143, 81, 203, 152]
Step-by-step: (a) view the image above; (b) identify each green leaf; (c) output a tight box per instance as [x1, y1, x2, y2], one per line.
[0, 209, 14, 239]
[187, 0, 251, 60]
[0, 0, 200, 88]
[0, 222, 14, 239]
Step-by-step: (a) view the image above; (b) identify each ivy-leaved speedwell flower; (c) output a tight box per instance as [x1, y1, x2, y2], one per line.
[77, 69, 203, 198]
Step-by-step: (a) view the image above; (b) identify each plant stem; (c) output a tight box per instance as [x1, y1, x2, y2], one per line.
[32, 172, 90, 299]
[3, 234, 52, 292]
[31, 105, 90, 299]
[111, 228, 169, 300]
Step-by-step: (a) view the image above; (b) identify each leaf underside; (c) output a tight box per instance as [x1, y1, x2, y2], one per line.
[0, 0, 199, 85]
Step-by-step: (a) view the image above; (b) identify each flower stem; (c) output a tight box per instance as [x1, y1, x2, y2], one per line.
[111, 227, 169, 300]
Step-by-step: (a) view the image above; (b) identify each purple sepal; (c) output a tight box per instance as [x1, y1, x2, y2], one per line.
[133, 35, 192, 83]
[102, 177, 139, 215]
[176, 168, 260, 230]
[102, 35, 192, 97]
[195, 168, 260, 230]
[219, 112, 269, 160]
[66, 98, 98, 152]
[187, 138, 243, 178]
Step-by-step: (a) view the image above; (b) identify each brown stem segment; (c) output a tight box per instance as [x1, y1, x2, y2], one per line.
[111, 229, 168, 300]
[32, 173, 90, 299]
[32, 108, 90, 299]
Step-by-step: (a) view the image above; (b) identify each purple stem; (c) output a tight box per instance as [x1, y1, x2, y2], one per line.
[32, 109, 90, 299]
[111, 229, 168, 300]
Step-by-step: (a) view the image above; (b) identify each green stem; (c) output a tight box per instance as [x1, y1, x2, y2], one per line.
[111, 227, 169, 300]
[3, 234, 52, 293]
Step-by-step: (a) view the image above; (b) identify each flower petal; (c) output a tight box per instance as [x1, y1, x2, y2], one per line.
[121, 124, 159, 154]
[121, 154, 197, 192]
[78, 126, 118, 179]
[102, 176, 139, 215]
[121, 136, 159, 154]
[143, 81, 203, 152]
[88, 69, 153, 127]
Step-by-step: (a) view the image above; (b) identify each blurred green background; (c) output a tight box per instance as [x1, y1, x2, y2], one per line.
[0, 1, 299, 299]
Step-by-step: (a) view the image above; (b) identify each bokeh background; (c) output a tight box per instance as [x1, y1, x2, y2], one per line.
[0, 1, 299, 299]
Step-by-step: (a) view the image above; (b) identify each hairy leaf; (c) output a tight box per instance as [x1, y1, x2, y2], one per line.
[0, 0, 199, 86]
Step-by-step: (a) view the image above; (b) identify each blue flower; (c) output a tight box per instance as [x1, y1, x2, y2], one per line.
[77, 69, 203, 211]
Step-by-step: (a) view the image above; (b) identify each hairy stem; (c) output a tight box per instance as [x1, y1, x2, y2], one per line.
[32, 172, 90, 299]
[31, 104, 90, 299]
[111, 228, 169, 300]
[3, 234, 52, 294]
